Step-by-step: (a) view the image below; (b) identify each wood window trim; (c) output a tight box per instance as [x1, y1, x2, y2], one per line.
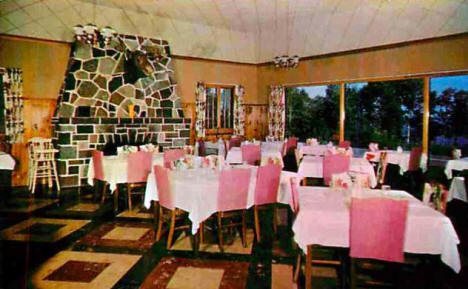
[205, 84, 235, 131]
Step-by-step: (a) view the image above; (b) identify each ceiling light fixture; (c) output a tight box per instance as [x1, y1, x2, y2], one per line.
[274, 55, 299, 69]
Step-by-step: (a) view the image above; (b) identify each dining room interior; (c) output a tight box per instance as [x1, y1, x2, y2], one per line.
[0, 0, 468, 289]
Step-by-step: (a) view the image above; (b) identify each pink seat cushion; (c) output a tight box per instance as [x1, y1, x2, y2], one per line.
[217, 168, 251, 212]
[154, 165, 174, 210]
[323, 154, 351, 185]
[127, 151, 153, 183]
[163, 149, 185, 168]
[241, 144, 261, 165]
[254, 164, 282, 205]
[92, 150, 105, 181]
[350, 197, 408, 263]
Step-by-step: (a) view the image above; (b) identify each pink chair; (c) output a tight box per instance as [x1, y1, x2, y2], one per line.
[323, 154, 351, 185]
[338, 140, 351, 149]
[204, 168, 251, 252]
[241, 144, 261, 165]
[285, 137, 298, 154]
[253, 164, 282, 241]
[92, 150, 108, 204]
[349, 197, 409, 288]
[154, 165, 191, 249]
[229, 137, 242, 149]
[163, 148, 185, 169]
[408, 147, 422, 171]
[126, 151, 153, 211]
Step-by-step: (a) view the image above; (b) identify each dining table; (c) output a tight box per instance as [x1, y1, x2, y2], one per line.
[363, 150, 413, 174]
[225, 147, 284, 168]
[261, 141, 285, 155]
[297, 145, 334, 158]
[445, 157, 468, 179]
[143, 165, 299, 234]
[293, 186, 461, 289]
[87, 152, 164, 191]
[297, 156, 377, 187]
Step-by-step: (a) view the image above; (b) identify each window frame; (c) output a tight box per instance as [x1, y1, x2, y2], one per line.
[205, 84, 235, 135]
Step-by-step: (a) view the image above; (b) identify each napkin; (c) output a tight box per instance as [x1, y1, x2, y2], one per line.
[397, 146, 403, 153]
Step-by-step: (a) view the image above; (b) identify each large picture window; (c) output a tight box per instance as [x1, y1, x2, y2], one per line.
[205, 85, 234, 131]
[285, 85, 339, 141]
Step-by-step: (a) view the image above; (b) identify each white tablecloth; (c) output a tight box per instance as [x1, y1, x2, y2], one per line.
[364, 150, 411, 174]
[292, 186, 461, 273]
[445, 158, 468, 179]
[261, 141, 284, 154]
[298, 145, 332, 158]
[448, 177, 467, 203]
[144, 166, 299, 234]
[87, 153, 165, 191]
[297, 156, 377, 188]
[225, 147, 284, 168]
[0, 152, 15, 170]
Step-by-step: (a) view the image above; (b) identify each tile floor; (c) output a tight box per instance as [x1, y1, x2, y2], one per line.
[0, 175, 467, 289]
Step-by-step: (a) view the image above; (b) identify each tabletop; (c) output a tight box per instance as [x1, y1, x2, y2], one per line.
[297, 156, 377, 187]
[292, 186, 461, 273]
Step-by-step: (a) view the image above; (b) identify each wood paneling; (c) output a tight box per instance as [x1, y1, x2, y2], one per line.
[244, 104, 268, 141]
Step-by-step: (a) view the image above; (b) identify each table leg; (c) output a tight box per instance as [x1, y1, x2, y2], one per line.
[306, 245, 312, 289]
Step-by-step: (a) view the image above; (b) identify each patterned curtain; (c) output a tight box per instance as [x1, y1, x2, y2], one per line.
[268, 85, 285, 140]
[0, 67, 24, 143]
[195, 81, 206, 138]
[233, 85, 245, 136]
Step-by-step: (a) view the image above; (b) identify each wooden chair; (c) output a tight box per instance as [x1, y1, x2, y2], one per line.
[253, 164, 282, 242]
[376, 151, 388, 186]
[200, 168, 251, 252]
[27, 137, 60, 195]
[197, 139, 206, 156]
[126, 151, 152, 212]
[154, 165, 191, 249]
[349, 197, 409, 289]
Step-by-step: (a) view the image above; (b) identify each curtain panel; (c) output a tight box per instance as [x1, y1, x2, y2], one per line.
[233, 85, 245, 136]
[268, 85, 285, 140]
[195, 81, 206, 138]
[0, 67, 24, 143]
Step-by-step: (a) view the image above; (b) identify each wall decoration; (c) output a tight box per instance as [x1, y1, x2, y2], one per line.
[0, 67, 24, 143]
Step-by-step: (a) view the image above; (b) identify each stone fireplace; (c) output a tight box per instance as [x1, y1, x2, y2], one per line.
[53, 34, 189, 188]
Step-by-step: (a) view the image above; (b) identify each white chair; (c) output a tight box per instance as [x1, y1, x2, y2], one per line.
[27, 137, 60, 195]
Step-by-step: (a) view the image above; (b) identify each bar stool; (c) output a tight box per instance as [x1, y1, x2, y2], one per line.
[28, 137, 60, 195]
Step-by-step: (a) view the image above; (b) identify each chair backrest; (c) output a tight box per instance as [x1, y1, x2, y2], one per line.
[408, 147, 422, 171]
[254, 164, 282, 205]
[92, 150, 105, 181]
[154, 165, 174, 210]
[217, 168, 251, 212]
[350, 197, 408, 263]
[127, 151, 153, 183]
[323, 154, 351, 185]
[285, 137, 298, 154]
[290, 177, 300, 215]
[229, 137, 242, 149]
[163, 149, 185, 168]
[198, 139, 206, 156]
[338, 140, 351, 149]
[241, 144, 261, 165]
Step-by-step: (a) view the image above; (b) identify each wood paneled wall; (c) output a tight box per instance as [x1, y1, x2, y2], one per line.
[0, 35, 70, 185]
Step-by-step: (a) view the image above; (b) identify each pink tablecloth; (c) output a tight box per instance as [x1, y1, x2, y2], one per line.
[292, 186, 461, 273]
[144, 166, 298, 234]
[297, 156, 377, 187]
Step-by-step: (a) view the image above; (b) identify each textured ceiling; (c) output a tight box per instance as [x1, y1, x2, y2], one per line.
[1, 0, 468, 63]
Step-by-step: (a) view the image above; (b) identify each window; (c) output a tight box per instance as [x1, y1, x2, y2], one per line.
[205, 85, 234, 130]
[429, 75, 468, 157]
[345, 79, 423, 149]
[285, 85, 339, 141]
